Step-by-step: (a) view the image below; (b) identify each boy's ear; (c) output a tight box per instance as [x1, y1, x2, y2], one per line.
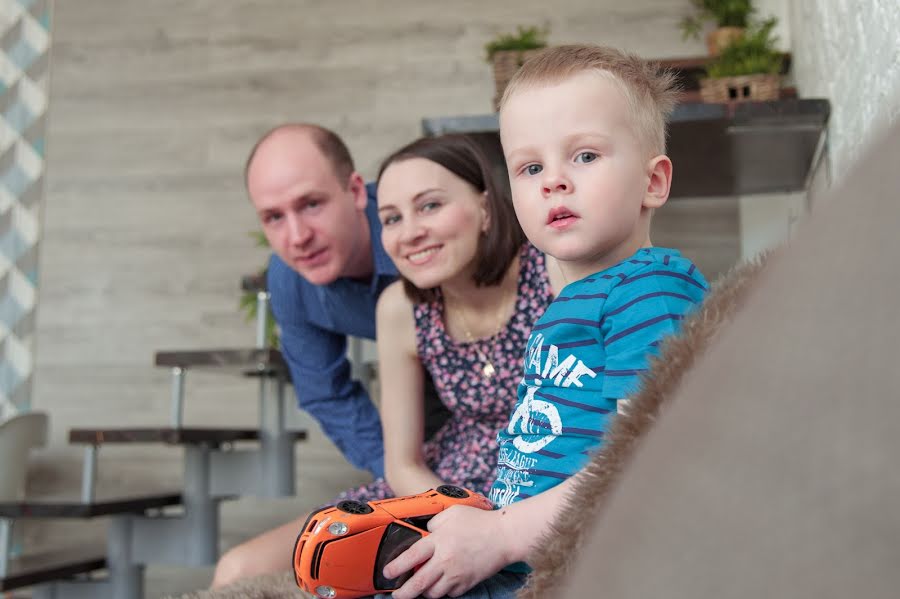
[643, 155, 672, 209]
[481, 191, 491, 233]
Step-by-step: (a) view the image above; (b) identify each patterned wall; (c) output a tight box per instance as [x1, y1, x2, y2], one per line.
[0, 0, 50, 418]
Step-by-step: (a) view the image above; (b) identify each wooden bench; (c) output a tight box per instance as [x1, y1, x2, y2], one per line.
[69, 427, 307, 447]
[154, 347, 288, 378]
[151, 349, 305, 498]
[0, 545, 106, 592]
[68, 425, 307, 499]
[0, 492, 183, 520]
[0, 493, 185, 596]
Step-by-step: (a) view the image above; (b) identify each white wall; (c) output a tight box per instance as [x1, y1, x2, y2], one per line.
[790, 0, 900, 182]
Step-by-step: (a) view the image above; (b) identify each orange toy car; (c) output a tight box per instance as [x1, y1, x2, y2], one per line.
[293, 485, 493, 599]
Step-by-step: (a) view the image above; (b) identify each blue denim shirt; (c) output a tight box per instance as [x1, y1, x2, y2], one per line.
[267, 184, 396, 477]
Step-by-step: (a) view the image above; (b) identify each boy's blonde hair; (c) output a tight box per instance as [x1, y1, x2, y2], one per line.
[500, 44, 680, 158]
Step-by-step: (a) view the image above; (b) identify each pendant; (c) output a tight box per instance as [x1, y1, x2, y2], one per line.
[482, 361, 496, 378]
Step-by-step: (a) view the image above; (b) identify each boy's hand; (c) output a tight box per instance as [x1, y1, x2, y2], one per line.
[383, 504, 513, 599]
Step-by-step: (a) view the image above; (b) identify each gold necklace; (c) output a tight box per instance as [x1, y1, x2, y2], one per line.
[448, 282, 516, 379]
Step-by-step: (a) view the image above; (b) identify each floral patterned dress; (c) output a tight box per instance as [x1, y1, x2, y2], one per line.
[336, 244, 553, 502]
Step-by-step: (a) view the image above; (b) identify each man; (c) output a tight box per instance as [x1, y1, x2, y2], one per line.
[246, 123, 446, 478]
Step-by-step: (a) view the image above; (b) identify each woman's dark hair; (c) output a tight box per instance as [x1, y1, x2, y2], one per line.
[377, 133, 526, 303]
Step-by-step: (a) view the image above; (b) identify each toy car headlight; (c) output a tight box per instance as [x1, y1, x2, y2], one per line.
[328, 521, 349, 536]
[315, 584, 336, 598]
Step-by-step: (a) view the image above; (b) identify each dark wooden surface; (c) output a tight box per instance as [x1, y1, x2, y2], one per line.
[154, 348, 287, 377]
[0, 546, 107, 591]
[68, 427, 308, 445]
[0, 492, 183, 519]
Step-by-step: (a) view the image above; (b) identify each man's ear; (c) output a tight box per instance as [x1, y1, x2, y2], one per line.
[348, 172, 368, 210]
[643, 155, 672, 210]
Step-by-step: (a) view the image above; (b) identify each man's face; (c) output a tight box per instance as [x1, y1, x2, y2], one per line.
[247, 131, 369, 285]
[501, 71, 659, 281]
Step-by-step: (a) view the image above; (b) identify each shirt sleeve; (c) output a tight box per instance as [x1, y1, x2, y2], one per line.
[600, 266, 704, 400]
[267, 255, 385, 478]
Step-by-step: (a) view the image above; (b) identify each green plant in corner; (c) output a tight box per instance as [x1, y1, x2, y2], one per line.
[706, 17, 783, 78]
[484, 25, 548, 62]
[239, 231, 279, 348]
[680, 0, 755, 40]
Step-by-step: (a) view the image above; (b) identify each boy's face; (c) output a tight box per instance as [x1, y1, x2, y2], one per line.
[501, 70, 665, 281]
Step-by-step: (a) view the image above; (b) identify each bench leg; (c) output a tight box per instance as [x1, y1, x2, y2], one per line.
[259, 377, 294, 496]
[80, 445, 98, 503]
[183, 443, 219, 564]
[108, 515, 145, 599]
[170, 367, 186, 428]
[0, 518, 10, 578]
[255, 291, 270, 348]
[131, 445, 219, 566]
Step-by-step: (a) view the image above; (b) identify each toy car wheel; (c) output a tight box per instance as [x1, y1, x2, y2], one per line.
[335, 499, 374, 515]
[436, 485, 469, 499]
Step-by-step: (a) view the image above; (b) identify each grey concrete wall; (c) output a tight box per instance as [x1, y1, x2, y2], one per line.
[30, 2, 740, 592]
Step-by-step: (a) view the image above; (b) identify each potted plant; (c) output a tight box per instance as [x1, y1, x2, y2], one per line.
[699, 17, 784, 103]
[680, 0, 755, 56]
[484, 26, 548, 111]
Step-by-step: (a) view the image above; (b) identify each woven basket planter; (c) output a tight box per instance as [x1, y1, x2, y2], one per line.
[490, 48, 543, 111]
[699, 73, 781, 103]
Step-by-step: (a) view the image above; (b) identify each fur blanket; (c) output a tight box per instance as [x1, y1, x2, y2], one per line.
[517, 254, 768, 599]
[167, 570, 303, 599]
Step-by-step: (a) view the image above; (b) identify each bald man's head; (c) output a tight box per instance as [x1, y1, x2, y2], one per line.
[245, 124, 355, 190]
[245, 124, 371, 285]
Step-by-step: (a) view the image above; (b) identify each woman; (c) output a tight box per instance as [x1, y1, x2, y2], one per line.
[364, 133, 559, 500]
[211, 134, 559, 588]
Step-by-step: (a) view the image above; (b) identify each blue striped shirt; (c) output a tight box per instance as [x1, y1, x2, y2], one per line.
[489, 248, 707, 507]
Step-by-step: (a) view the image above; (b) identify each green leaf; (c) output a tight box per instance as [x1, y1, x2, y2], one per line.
[681, 0, 755, 33]
[484, 26, 549, 62]
[249, 230, 270, 248]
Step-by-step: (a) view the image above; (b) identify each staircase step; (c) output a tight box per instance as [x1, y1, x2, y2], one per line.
[0, 492, 183, 519]
[69, 427, 307, 446]
[0, 546, 107, 591]
[154, 348, 287, 378]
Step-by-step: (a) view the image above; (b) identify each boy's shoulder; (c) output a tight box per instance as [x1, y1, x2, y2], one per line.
[570, 248, 707, 296]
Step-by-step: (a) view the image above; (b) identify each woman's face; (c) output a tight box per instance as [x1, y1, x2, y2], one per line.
[377, 157, 488, 290]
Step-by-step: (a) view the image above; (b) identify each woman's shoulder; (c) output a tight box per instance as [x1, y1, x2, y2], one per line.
[376, 280, 415, 325]
[376, 280, 420, 353]
[519, 242, 561, 298]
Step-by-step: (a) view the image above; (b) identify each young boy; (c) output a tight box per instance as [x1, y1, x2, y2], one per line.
[381, 44, 708, 599]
